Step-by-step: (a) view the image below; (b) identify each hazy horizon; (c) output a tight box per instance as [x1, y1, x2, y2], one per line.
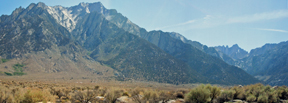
[1, 0, 287, 52]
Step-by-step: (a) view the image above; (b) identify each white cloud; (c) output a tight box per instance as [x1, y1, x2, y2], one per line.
[256, 28, 288, 33]
[156, 10, 288, 30]
[204, 15, 212, 20]
[227, 10, 288, 24]
[155, 19, 196, 30]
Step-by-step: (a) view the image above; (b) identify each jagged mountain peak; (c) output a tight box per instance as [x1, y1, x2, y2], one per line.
[231, 44, 239, 48]
[79, 2, 90, 7]
[11, 7, 24, 16]
[26, 2, 47, 10]
[215, 44, 248, 60]
[78, 2, 103, 7]
[72, 2, 106, 13]
[46, 2, 108, 32]
[27, 3, 36, 10]
[36, 2, 46, 7]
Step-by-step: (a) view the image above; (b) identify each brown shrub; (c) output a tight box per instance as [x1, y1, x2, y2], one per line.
[143, 89, 159, 103]
[105, 88, 122, 103]
[23, 89, 55, 103]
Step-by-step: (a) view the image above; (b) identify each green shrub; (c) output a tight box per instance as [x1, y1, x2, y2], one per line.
[218, 89, 235, 102]
[277, 86, 288, 100]
[13, 72, 26, 76]
[4, 72, 12, 76]
[257, 94, 268, 103]
[231, 86, 245, 100]
[1, 59, 8, 63]
[206, 84, 221, 101]
[14, 64, 25, 67]
[267, 90, 278, 103]
[242, 83, 280, 102]
[13, 64, 24, 72]
[185, 84, 211, 103]
[263, 85, 272, 92]
[246, 94, 256, 102]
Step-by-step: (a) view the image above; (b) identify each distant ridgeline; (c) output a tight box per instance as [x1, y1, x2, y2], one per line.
[214, 41, 288, 86]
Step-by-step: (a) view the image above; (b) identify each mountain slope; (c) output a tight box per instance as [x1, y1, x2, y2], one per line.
[70, 11, 208, 84]
[143, 31, 259, 85]
[168, 32, 236, 66]
[0, 2, 114, 78]
[46, 2, 237, 66]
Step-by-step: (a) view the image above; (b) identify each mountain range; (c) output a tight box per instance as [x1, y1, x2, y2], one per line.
[0, 2, 267, 85]
[214, 41, 288, 86]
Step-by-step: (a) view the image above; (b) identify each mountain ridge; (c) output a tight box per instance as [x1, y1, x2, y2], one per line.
[213, 40, 288, 86]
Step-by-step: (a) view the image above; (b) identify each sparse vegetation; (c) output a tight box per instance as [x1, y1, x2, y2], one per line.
[13, 72, 26, 76]
[3, 63, 27, 76]
[4, 72, 13, 76]
[0, 80, 287, 103]
[1, 58, 9, 63]
[13, 64, 25, 72]
[23, 89, 55, 103]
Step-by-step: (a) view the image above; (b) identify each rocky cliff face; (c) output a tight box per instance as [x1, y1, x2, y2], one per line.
[214, 44, 248, 60]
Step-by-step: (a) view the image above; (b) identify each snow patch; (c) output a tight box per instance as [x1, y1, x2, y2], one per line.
[86, 8, 90, 13]
[47, 6, 77, 32]
[105, 15, 112, 20]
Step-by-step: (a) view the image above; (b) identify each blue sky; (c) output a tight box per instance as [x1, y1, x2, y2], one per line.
[0, 0, 287, 52]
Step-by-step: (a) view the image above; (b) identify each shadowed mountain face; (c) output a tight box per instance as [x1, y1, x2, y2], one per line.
[0, 2, 260, 85]
[230, 41, 288, 86]
[211, 37, 288, 86]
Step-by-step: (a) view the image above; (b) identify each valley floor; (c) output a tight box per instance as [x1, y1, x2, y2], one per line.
[0, 76, 288, 103]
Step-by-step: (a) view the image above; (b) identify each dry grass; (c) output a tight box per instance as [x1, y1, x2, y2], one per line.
[0, 78, 287, 103]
